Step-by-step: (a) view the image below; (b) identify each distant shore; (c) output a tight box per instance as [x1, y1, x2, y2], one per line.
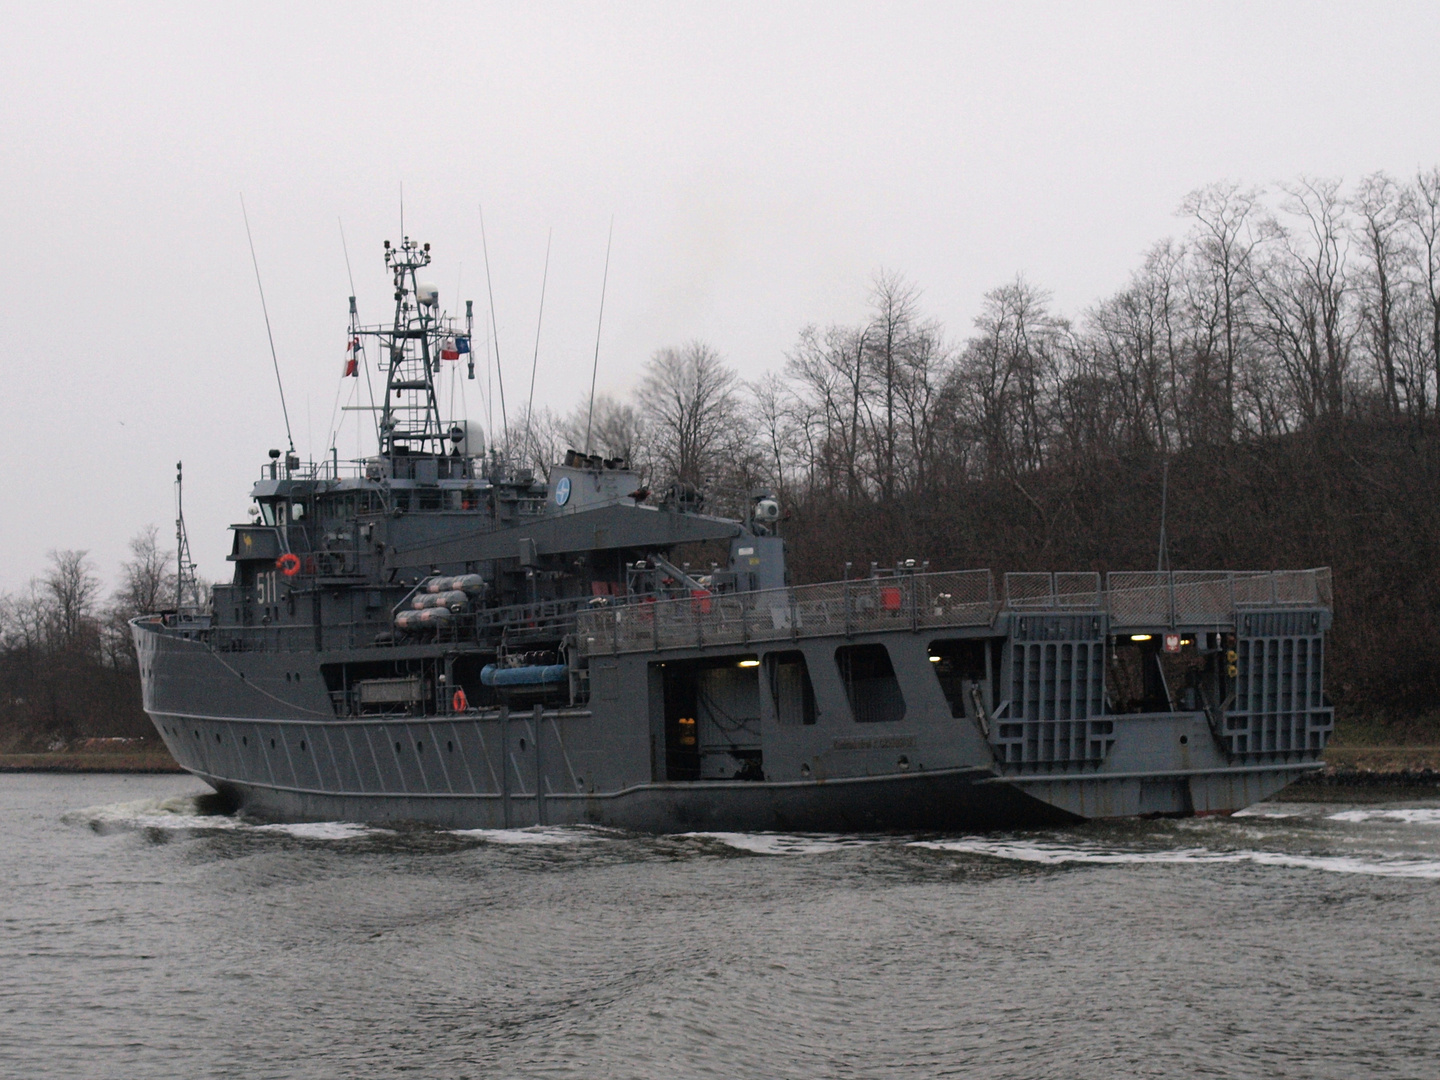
[0, 750, 184, 773]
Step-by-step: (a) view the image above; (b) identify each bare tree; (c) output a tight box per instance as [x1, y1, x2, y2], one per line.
[1403, 168, 1440, 416]
[1179, 182, 1265, 438]
[1087, 242, 1190, 454]
[785, 323, 871, 500]
[638, 342, 746, 490]
[863, 272, 922, 499]
[559, 394, 650, 472]
[1250, 178, 1356, 424]
[952, 276, 1064, 481]
[1351, 172, 1409, 415]
[751, 371, 807, 502]
[113, 526, 175, 618]
[44, 550, 101, 653]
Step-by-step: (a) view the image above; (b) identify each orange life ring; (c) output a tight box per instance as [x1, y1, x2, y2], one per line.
[452, 688, 468, 712]
[276, 553, 301, 577]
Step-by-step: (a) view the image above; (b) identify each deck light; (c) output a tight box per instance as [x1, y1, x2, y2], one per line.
[929, 656, 942, 662]
[1129, 634, 1152, 642]
[738, 658, 760, 667]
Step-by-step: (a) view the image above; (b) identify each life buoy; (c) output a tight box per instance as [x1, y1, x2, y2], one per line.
[276, 553, 301, 577]
[452, 688, 468, 712]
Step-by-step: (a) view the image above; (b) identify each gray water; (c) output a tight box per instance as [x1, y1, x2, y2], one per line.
[2, 776, 1439, 1079]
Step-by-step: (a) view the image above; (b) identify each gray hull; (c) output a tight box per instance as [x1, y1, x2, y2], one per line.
[137, 616, 1320, 832]
[196, 762, 1066, 833]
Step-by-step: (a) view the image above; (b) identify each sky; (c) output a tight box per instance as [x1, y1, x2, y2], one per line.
[1, 1, 1437, 593]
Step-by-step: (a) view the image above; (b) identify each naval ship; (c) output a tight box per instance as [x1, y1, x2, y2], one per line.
[132, 237, 1335, 831]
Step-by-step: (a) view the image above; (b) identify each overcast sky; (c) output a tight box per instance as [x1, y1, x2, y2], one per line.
[2, 1, 1437, 593]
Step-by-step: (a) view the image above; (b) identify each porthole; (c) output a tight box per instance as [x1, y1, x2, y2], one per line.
[416, 741, 423, 754]
[242, 736, 248, 746]
[215, 732, 222, 744]
[194, 730, 199, 739]
[447, 740, 454, 753]
[1180, 735, 1189, 745]
[395, 741, 402, 753]
[519, 737, 527, 751]
[270, 738, 276, 749]
[285, 672, 291, 682]
[300, 740, 306, 752]
[576, 776, 584, 787]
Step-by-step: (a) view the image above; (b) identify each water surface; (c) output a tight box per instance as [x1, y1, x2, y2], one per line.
[3, 774, 1438, 1078]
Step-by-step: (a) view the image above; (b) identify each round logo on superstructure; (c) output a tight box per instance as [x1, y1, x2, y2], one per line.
[554, 476, 571, 506]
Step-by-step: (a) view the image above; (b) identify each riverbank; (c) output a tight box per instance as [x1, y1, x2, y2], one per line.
[0, 749, 183, 773]
[1321, 745, 1440, 773]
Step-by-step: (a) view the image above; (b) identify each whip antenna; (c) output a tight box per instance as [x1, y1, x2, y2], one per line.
[479, 204, 509, 452]
[240, 194, 295, 453]
[337, 217, 380, 447]
[1157, 456, 1170, 572]
[523, 228, 552, 467]
[584, 217, 613, 454]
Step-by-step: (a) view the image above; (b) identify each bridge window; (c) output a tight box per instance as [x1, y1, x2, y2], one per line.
[835, 644, 905, 723]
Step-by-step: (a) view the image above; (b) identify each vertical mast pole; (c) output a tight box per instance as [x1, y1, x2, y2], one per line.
[584, 218, 614, 455]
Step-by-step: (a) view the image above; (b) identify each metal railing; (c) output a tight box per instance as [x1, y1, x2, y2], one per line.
[164, 565, 1332, 657]
[578, 570, 998, 656]
[1100, 569, 1333, 629]
[579, 567, 1332, 656]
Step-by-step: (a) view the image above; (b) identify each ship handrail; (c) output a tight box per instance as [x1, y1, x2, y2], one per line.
[159, 566, 1330, 656]
[577, 567, 1332, 656]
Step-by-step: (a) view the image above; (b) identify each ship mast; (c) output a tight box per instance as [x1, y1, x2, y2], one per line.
[174, 461, 200, 612]
[377, 238, 446, 457]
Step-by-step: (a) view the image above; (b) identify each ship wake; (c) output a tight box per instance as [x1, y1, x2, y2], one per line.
[910, 836, 1440, 880]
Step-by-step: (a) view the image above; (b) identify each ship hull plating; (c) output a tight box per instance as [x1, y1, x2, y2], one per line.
[189, 759, 1067, 833]
[135, 612, 1324, 832]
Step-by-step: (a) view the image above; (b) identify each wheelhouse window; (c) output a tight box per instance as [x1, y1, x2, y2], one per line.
[835, 643, 905, 723]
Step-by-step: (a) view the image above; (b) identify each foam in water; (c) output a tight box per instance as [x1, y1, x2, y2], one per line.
[681, 832, 886, 855]
[66, 796, 373, 840]
[911, 837, 1440, 880]
[1327, 808, 1440, 825]
[448, 826, 593, 845]
[248, 821, 373, 840]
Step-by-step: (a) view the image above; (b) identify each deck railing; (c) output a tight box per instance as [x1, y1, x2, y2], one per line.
[578, 567, 1332, 656]
[163, 566, 1331, 657]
